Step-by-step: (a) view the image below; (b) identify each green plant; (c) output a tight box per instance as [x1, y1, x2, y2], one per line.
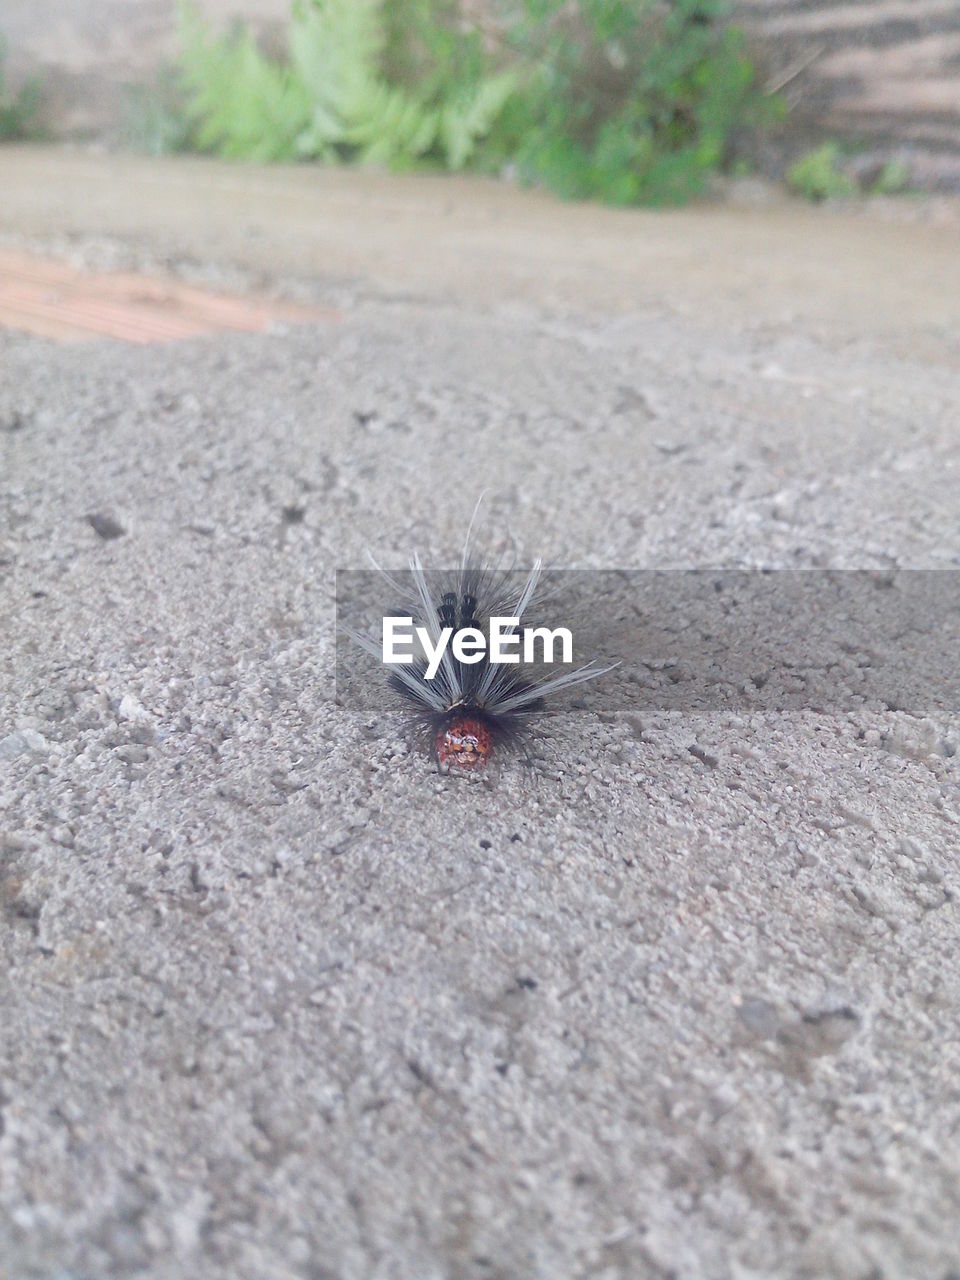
[0, 35, 42, 140]
[179, 5, 313, 160]
[179, 0, 516, 170]
[176, 0, 777, 206]
[504, 0, 776, 205]
[379, 0, 522, 169]
[871, 157, 910, 196]
[787, 142, 856, 202]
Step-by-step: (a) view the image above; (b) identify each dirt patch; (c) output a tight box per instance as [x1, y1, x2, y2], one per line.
[0, 247, 333, 342]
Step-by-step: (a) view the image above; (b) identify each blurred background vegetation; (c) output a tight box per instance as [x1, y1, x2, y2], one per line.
[175, 0, 780, 206]
[0, 36, 42, 140]
[3, 0, 952, 205]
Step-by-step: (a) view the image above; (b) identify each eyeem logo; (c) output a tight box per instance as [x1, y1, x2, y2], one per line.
[383, 617, 573, 680]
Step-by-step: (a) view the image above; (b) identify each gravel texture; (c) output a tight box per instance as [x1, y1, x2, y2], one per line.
[2, 234, 960, 1280]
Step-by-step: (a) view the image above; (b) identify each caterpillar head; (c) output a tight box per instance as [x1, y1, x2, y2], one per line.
[435, 713, 492, 773]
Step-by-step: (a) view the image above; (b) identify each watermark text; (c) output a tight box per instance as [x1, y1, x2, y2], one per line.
[383, 616, 573, 679]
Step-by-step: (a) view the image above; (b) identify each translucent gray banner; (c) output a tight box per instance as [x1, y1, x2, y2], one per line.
[336, 569, 960, 722]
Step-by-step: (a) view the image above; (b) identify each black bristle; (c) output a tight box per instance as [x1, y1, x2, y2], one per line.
[348, 509, 615, 771]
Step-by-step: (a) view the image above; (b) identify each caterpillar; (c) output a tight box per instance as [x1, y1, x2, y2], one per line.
[343, 517, 616, 774]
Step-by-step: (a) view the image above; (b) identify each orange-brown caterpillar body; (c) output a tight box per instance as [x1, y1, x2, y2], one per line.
[435, 713, 493, 772]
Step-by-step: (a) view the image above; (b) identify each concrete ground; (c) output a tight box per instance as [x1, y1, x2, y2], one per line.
[2, 147, 960, 1280]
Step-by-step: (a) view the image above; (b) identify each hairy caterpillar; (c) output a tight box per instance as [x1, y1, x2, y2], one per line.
[344, 515, 615, 774]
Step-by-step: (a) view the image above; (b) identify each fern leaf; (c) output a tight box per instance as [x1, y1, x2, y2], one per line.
[439, 71, 517, 170]
[289, 0, 383, 155]
[178, 3, 311, 161]
[345, 82, 438, 167]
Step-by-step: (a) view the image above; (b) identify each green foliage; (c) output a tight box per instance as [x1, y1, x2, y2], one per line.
[179, 5, 313, 160]
[504, 0, 775, 205]
[871, 157, 910, 196]
[177, 0, 777, 205]
[378, 0, 521, 170]
[179, 0, 516, 171]
[0, 35, 42, 141]
[787, 142, 856, 202]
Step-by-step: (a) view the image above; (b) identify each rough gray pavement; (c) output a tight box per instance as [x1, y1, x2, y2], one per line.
[2, 159, 960, 1280]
